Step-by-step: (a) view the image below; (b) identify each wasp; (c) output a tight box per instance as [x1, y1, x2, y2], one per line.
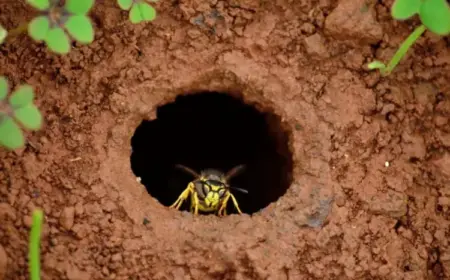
[169, 164, 248, 216]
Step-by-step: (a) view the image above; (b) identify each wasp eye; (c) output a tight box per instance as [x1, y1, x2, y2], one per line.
[218, 188, 226, 197]
[202, 183, 210, 195]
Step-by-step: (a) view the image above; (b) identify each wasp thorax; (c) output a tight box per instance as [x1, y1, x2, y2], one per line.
[201, 169, 227, 182]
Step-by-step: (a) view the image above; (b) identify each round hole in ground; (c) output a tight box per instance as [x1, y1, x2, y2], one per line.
[130, 92, 293, 215]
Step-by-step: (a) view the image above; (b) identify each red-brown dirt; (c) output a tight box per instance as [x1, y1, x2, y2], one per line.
[1, 0, 450, 279]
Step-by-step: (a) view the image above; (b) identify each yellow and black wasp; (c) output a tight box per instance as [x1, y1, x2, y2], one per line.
[169, 164, 248, 216]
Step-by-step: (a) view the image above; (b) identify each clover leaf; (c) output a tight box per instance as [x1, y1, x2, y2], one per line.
[15, 105, 42, 130]
[118, 0, 133, 10]
[28, 16, 50, 41]
[65, 0, 95, 15]
[9, 84, 43, 130]
[26, 0, 95, 54]
[117, 0, 157, 24]
[45, 27, 71, 54]
[9, 85, 35, 108]
[0, 118, 25, 150]
[391, 0, 421, 20]
[419, 0, 450, 35]
[130, 2, 156, 23]
[0, 76, 43, 150]
[64, 15, 94, 43]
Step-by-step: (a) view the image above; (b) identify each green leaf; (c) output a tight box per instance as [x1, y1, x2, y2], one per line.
[139, 2, 156, 21]
[129, 2, 157, 23]
[14, 104, 42, 130]
[118, 0, 133, 10]
[391, 0, 421, 20]
[26, 0, 50, 11]
[0, 117, 24, 149]
[64, 15, 94, 44]
[129, 4, 143, 23]
[45, 27, 70, 54]
[28, 16, 50, 41]
[419, 0, 450, 35]
[0, 25, 7, 45]
[0, 77, 8, 100]
[9, 85, 34, 108]
[367, 61, 386, 70]
[65, 0, 94, 15]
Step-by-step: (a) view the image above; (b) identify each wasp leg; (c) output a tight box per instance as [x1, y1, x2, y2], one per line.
[169, 183, 194, 210]
[229, 193, 243, 214]
[192, 191, 200, 215]
[189, 196, 197, 214]
[218, 194, 230, 217]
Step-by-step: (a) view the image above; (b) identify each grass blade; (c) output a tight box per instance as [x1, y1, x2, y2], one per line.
[383, 25, 427, 76]
[29, 209, 44, 280]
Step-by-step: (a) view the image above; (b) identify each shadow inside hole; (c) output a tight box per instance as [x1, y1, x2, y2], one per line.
[130, 92, 293, 215]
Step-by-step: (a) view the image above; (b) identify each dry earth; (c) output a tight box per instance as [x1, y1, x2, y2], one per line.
[0, 0, 449, 279]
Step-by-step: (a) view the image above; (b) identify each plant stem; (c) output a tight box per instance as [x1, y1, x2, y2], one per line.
[0, 101, 13, 117]
[382, 24, 427, 76]
[29, 209, 43, 280]
[6, 22, 28, 39]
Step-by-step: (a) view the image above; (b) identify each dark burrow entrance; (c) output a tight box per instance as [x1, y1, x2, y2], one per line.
[130, 92, 293, 215]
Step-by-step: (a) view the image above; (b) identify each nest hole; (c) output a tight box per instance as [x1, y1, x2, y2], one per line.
[130, 92, 293, 215]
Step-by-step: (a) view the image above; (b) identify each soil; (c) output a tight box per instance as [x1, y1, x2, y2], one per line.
[0, 0, 449, 279]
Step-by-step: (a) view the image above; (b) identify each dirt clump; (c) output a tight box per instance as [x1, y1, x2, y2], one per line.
[325, 0, 383, 45]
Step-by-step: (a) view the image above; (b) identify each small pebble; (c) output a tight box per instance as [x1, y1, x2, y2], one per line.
[23, 215, 32, 228]
[75, 202, 84, 216]
[335, 195, 346, 207]
[60, 207, 75, 230]
[111, 253, 122, 263]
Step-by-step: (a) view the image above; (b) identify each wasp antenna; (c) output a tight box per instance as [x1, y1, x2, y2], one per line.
[225, 164, 246, 180]
[175, 164, 200, 178]
[230, 186, 248, 194]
